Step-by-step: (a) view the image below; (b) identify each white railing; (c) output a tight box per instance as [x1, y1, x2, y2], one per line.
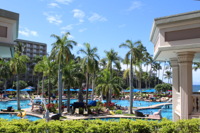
[192, 94, 200, 113]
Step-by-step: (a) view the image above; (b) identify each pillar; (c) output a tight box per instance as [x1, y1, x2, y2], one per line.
[177, 51, 195, 119]
[170, 58, 180, 122]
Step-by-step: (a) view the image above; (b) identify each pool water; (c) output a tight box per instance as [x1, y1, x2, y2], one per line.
[137, 104, 173, 120]
[0, 100, 32, 110]
[0, 113, 41, 121]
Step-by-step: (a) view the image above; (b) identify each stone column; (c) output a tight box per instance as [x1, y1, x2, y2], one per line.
[170, 58, 180, 122]
[177, 51, 195, 119]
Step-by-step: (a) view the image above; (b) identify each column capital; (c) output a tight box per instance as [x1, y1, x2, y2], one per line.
[170, 58, 179, 67]
[176, 51, 195, 64]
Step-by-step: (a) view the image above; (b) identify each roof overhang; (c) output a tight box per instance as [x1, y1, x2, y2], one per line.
[0, 41, 15, 58]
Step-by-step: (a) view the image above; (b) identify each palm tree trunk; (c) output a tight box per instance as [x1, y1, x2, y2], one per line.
[42, 74, 44, 98]
[17, 74, 20, 110]
[4, 80, 7, 94]
[106, 92, 109, 108]
[67, 85, 70, 112]
[62, 82, 65, 96]
[48, 75, 51, 104]
[109, 63, 113, 102]
[129, 56, 133, 114]
[127, 64, 129, 86]
[162, 62, 165, 84]
[37, 75, 39, 97]
[78, 80, 83, 102]
[58, 63, 62, 114]
[91, 71, 95, 100]
[86, 72, 89, 105]
[149, 64, 152, 88]
[139, 63, 142, 90]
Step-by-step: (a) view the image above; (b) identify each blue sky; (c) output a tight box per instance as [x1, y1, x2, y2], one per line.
[1, 0, 200, 84]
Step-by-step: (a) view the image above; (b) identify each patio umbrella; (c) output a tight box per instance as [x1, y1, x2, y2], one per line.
[4, 88, 16, 91]
[20, 89, 34, 91]
[83, 88, 92, 92]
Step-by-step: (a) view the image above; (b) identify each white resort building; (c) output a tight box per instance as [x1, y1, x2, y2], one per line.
[150, 10, 200, 121]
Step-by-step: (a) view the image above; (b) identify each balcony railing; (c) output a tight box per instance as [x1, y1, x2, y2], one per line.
[192, 93, 200, 113]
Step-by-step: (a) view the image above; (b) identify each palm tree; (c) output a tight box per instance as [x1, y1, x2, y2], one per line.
[63, 60, 85, 111]
[114, 61, 121, 76]
[78, 43, 99, 103]
[119, 40, 140, 114]
[142, 72, 149, 89]
[148, 56, 154, 88]
[104, 49, 121, 102]
[136, 43, 147, 90]
[122, 58, 130, 86]
[31, 55, 43, 84]
[10, 53, 30, 110]
[14, 42, 26, 56]
[157, 61, 162, 84]
[0, 61, 12, 94]
[99, 58, 107, 69]
[161, 61, 166, 84]
[50, 32, 77, 114]
[95, 69, 122, 108]
[34, 56, 46, 98]
[164, 71, 172, 83]
[42, 56, 57, 104]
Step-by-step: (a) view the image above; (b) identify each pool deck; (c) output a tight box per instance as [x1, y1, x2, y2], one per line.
[135, 103, 172, 110]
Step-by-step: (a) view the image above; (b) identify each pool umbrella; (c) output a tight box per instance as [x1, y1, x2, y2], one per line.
[20, 89, 34, 91]
[5, 88, 16, 91]
[83, 88, 92, 92]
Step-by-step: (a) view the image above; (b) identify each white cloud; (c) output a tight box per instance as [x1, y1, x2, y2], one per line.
[48, 3, 60, 8]
[19, 27, 38, 37]
[44, 12, 63, 25]
[30, 31, 38, 36]
[77, 43, 83, 47]
[127, 1, 143, 11]
[55, 0, 72, 5]
[88, 13, 107, 22]
[72, 9, 85, 22]
[61, 24, 73, 30]
[61, 31, 74, 39]
[79, 28, 87, 33]
[119, 24, 126, 28]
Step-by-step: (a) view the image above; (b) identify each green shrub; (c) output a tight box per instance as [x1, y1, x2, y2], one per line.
[9, 95, 13, 98]
[0, 117, 199, 133]
[79, 107, 83, 114]
[115, 110, 122, 114]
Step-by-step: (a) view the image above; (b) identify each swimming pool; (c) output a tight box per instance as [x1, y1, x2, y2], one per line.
[0, 113, 41, 121]
[136, 104, 173, 120]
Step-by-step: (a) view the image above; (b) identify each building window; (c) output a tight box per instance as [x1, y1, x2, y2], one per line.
[40, 46, 43, 49]
[0, 26, 7, 38]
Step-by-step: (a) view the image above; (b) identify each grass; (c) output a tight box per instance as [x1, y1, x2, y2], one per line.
[132, 107, 137, 109]
[123, 114, 135, 116]
[15, 110, 24, 112]
[60, 116, 67, 119]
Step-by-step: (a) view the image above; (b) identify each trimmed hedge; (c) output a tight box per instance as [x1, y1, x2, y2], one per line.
[0, 118, 199, 133]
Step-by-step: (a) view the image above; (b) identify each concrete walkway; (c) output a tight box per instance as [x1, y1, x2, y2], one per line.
[136, 103, 172, 110]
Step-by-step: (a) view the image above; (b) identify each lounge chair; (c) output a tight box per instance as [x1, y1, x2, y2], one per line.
[92, 111, 98, 116]
[74, 108, 79, 116]
[1, 106, 15, 112]
[83, 109, 88, 116]
[63, 108, 68, 115]
[51, 113, 61, 120]
[135, 111, 145, 117]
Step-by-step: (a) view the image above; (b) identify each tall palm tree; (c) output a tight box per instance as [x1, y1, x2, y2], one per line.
[14, 42, 26, 56]
[34, 56, 46, 98]
[157, 61, 162, 84]
[136, 43, 147, 90]
[148, 56, 154, 88]
[78, 43, 99, 103]
[161, 61, 166, 84]
[164, 71, 172, 83]
[95, 69, 121, 108]
[42, 56, 57, 104]
[119, 40, 140, 114]
[142, 72, 149, 89]
[122, 58, 130, 86]
[104, 49, 121, 102]
[99, 58, 107, 69]
[31, 55, 43, 84]
[63, 60, 85, 111]
[10, 53, 30, 110]
[114, 61, 121, 76]
[50, 32, 77, 114]
[0, 61, 12, 94]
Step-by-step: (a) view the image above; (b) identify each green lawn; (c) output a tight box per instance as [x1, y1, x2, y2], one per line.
[60, 116, 67, 119]
[15, 110, 24, 112]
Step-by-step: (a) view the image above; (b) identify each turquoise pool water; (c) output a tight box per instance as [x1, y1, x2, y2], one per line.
[0, 113, 41, 121]
[85, 118, 159, 121]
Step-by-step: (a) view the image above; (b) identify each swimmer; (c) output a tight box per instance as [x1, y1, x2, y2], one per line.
[136, 102, 137, 105]
[151, 111, 153, 115]
[139, 103, 141, 106]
